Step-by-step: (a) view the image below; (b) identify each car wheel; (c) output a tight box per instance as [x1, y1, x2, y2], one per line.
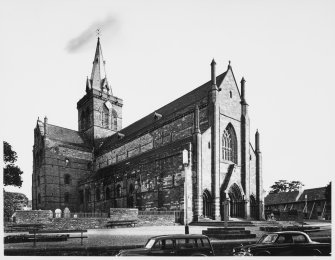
[255, 251, 271, 256]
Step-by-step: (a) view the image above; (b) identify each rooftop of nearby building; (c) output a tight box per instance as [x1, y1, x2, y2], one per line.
[264, 187, 326, 205]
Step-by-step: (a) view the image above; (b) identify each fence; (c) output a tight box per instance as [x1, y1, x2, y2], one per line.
[4, 217, 12, 223]
[70, 212, 109, 218]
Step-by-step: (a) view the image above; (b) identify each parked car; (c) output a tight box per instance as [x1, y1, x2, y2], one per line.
[117, 234, 215, 256]
[233, 231, 331, 256]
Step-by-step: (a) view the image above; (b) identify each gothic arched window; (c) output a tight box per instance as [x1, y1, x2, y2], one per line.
[64, 174, 71, 185]
[112, 109, 118, 130]
[101, 106, 109, 129]
[129, 184, 134, 194]
[81, 111, 86, 130]
[116, 184, 122, 198]
[96, 188, 101, 201]
[65, 158, 70, 167]
[85, 107, 90, 128]
[106, 187, 110, 200]
[85, 188, 91, 202]
[222, 124, 237, 163]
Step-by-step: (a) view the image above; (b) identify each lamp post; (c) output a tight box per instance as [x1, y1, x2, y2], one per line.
[182, 148, 189, 234]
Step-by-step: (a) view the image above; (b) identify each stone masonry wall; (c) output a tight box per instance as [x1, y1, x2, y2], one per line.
[13, 210, 53, 224]
[80, 140, 190, 212]
[11, 210, 176, 229]
[35, 138, 92, 212]
[109, 208, 138, 221]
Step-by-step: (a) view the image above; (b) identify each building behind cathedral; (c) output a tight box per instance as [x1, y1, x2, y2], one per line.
[32, 38, 264, 221]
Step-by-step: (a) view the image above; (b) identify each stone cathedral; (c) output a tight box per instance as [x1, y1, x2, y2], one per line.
[32, 37, 264, 221]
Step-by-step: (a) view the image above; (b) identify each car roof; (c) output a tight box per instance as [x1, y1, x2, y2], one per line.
[269, 231, 307, 235]
[148, 234, 209, 240]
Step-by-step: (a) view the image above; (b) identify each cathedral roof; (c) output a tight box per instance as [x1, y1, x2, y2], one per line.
[37, 121, 92, 150]
[96, 71, 227, 154]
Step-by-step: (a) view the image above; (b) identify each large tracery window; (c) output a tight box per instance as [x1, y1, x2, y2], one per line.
[112, 109, 118, 130]
[102, 106, 109, 129]
[222, 124, 237, 163]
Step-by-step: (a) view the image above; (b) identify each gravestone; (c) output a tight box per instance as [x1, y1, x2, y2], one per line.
[64, 207, 71, 218]
[55, 208, 62, 218]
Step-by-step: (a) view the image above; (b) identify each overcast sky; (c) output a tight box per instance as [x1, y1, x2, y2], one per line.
[1, 0, 334, 199]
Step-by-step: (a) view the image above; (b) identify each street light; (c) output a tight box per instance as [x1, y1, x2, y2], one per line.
[182, 148, 189, 234]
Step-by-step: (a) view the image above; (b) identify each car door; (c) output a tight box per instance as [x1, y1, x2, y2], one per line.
[149, 239, 175, 256]
[291, 234, 313, 256]
[271, 234, 296, 256]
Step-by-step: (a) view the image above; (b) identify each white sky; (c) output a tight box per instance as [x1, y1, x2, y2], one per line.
[1, 0, 334, 200]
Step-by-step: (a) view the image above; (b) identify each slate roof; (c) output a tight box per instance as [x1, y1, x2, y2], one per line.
[296, 187, 326, 202]
[265, 187, 327, 205]
[37, 120, 92, 150]
[264, 191, 300, 205]
[97, 71, 228, 154]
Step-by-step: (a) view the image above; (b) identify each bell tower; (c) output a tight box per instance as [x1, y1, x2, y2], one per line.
[77, 37, 123, 146]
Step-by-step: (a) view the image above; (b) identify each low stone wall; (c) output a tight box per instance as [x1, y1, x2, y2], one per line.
[9, 208, 177, 230]
[13, 210, 53, 224]
[138, 214, 177, 226]
[47, 218, 110, 230]
[110, 208, 138, 221]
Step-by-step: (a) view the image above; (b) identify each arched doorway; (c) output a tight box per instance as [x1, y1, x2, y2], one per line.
[127, 184, 134, 208]
[228, 184, 245, 218]
[202, 190, 213, 218]
[250, 195, 257, 219]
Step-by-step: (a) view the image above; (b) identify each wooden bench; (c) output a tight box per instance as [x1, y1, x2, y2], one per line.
[106, 220, 138, 228]
[29, 229, 88, 246]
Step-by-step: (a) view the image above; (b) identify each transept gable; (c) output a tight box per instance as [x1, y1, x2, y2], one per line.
[217, 68, 242, 103]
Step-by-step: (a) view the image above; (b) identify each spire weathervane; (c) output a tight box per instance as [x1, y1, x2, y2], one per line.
[96, 28, 101, 38]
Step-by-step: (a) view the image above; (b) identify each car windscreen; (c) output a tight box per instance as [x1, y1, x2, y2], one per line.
[145, 239, 156, 249]
[258, 234, 278, 244]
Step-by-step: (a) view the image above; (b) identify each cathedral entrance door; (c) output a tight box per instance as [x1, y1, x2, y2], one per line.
[227, 184, 245, 219]
[202, 190, 213, 219]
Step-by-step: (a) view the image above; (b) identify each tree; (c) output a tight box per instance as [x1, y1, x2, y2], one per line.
[3, 191, 28, 218]
[288, 181, 304, 192]
[269, 180, 304, 194]
[3, 141, 23, 187]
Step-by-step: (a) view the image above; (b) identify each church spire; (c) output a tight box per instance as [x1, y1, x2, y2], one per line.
[90, 37, 111, 95]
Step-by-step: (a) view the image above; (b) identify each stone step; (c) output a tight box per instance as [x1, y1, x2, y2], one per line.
[206, 227, 246, 231]
[203, 230, 251, 235]
[191, 221, 254, 227]
[206, 233, 257, 240]
[259, 226, 321, 232]
[251, 221, 281, 226]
